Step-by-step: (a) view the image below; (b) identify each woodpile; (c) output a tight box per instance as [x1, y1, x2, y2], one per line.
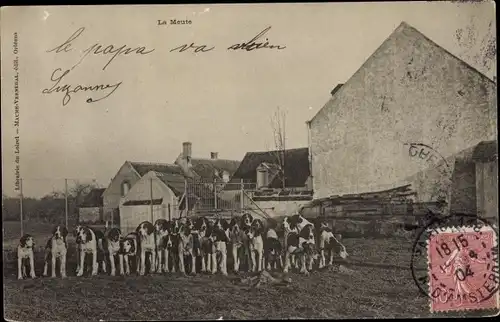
[300, 184, 447, 238]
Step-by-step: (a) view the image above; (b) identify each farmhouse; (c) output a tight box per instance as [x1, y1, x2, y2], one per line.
[307, 21, 497, 216]
[224, 147, 313, 218]
[78, 188, 106, 224]
[103, 142, 241, 231]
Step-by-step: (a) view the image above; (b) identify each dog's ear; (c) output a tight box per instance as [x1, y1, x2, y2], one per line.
[85, 228, 93, 241]
[62, 227, 68, 238]
[52, 226, 58, 236]
[20, 234, 28, 247]
[147, 222, 154, 235]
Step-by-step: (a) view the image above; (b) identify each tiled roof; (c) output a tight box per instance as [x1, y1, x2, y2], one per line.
[129, 162, 184, 177]
[154, 171, 187, 197]
[190, 158, 241, 179]
[229, 148, 310, 188]
[79, 188, 106, 208]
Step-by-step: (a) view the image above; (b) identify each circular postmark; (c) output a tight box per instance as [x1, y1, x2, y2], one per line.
[410, 213, 499, 310]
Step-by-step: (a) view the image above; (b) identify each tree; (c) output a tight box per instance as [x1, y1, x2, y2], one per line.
[69, 180, 99, 207]
[269, 106, 287, 189]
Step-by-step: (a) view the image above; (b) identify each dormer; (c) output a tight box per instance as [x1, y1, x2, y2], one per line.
[256, 163, 269, 189]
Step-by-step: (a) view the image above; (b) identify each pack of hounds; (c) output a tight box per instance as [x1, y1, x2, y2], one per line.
[17, 213, 349, 280]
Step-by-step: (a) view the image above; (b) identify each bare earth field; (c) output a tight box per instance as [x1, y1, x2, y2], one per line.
[2, 221, 484, 320]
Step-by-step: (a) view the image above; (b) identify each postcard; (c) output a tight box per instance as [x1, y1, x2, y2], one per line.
[1, 2, 498, 320]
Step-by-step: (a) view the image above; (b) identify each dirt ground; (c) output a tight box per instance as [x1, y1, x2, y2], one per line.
[2, 221, 490, 320]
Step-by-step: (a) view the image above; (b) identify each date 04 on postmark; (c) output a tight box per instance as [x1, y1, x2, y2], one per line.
[428, 226, 499, 313]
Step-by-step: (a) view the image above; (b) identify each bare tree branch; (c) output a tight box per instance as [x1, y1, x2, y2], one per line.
[269, 106, 287, 188]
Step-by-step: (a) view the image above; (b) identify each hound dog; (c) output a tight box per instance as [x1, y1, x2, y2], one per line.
[74, 225, 84, 274]
[283, 223, 317, 275]
[136, 221, 156, 276]
[264, 228, 283, 271]
[213, 218, 230, 239]
[282, 216, 299, 269]
[162, 228, 179, 273]
[177, 221, 197, 275]
[75, 226, 103, 276]
[17, 234, 36, 280]
[228, 216, 249, 273]
[207, 226, 229, 275]
[316, 221, 348, 268]
[43, 225, 68, 278]
[154, 219, 171, 273]
[119, 232, 139, 275]
[245, 218, 265, 273]
[193, 216, 213, 273]
[102, 228, 123, 276]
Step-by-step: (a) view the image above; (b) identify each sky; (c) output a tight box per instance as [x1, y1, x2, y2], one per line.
[1, 2, 496, 198]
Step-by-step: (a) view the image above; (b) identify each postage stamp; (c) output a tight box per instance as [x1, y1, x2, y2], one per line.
[427, 225, 499, 313]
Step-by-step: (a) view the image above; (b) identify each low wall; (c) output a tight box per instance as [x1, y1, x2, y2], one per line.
[78, 207, 103, 224]
[252, 199, 311, 218]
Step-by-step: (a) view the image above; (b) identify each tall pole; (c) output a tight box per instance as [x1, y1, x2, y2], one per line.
[65, 179, 68, 228]
[19, 178, 23, 237]
[184, 178, 189, 218]
[283, 109, 286, 189]
[150, 178, 154, 223]
[240, 178, 244, 212]
[214, 178, 218, 211]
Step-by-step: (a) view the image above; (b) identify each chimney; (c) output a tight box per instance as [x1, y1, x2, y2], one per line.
[182, 142, 192, 160]
[210, 152, 218, 160]
[330, 83, 344, 96]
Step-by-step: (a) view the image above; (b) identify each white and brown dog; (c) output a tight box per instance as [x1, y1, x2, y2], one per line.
[73, 225, 84, 274]
[119, 232, 139, 275]
[245, 218, 265, 273]
[193, 216, 213, 273]
[43, 225, 68, 278]
[102, 227, 123, 276]
[283, 223, 317, 275]
[154, 219, 170, 273]
[207, 226, 229, 275]
[264, 227, 283, 271]
[228, 216, 250, 273]
[17, 234, 36, 280]
[282, 214, 313, 269]
[75, 226, 102, 276]
[177, 220, 197, 275]
[136, 221, 156, 276]
[316, 221, 348, 268]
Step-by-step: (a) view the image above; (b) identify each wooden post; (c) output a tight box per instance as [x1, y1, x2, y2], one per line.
[65, 178, 68, 228]
[19, 178, 23, 237]
[185, 179, 189, 218]
[150, 178, 154, 223]
[214, 178, 218, 212]
[168, 203, 171, 221]
[240, 178, 244, 213]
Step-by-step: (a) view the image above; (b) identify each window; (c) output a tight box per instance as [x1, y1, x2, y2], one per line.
[121, 181, 131, 197]
[222, 171, 230, 183]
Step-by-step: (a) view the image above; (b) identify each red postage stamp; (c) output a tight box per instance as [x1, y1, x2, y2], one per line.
[427, 225, 499, 313]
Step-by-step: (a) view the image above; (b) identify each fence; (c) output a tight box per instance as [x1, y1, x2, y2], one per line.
[184, 178, 257, 218]
[2, 177, 106, 242]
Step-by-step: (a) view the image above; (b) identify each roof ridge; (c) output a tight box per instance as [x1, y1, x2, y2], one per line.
[246, 147, 308, 154]
[191, 157, 241, 162]
[129, 161, 175, 166]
